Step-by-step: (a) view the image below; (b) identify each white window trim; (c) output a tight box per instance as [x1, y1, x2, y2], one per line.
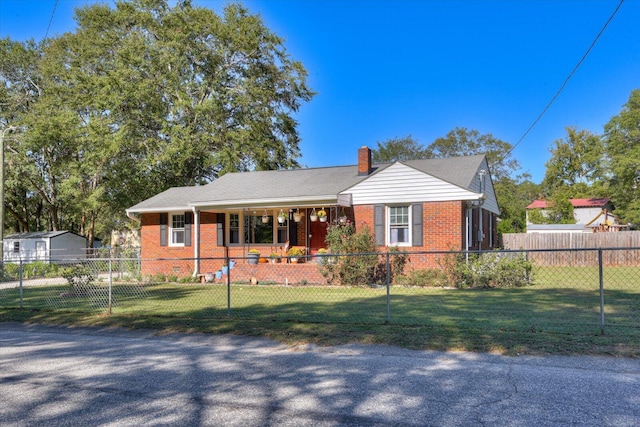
[169, 212, 186, 247]
[386, 205, 411, 247]
[228, 211, 242, 246]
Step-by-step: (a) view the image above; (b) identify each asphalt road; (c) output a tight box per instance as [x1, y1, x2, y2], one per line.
[1, 323, 639, 426]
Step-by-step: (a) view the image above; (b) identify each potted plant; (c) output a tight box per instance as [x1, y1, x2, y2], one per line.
[315, 248, 328, 265]
[309, 208, 318, 222]
[269, 252, 281, 264]
[221, 263, 229, 274]
[278, 209, 288, 224]
[317, 208, 327, 223]
[262, 209, 269, 224]
[248, 248, 260, 264]
[287, 247, 305, 263]
[293, 209, 303, 223]
[338, 209, 348, 224]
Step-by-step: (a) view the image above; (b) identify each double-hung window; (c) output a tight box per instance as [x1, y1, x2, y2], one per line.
[388, 205, 410, 246]
[170, 213, 186, 246]
[229, 213, 240, 244]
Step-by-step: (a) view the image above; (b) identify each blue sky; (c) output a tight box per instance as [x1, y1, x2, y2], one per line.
[1, 0, 639, 183]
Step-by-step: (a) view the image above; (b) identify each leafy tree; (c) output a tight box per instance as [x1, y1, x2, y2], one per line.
[527, 190, 576, 225]
[0, 0, 314, 243]
[604, 89, 640, 225]
[426, 127, 520, 181]
[541, 127, 605, 197]
[371, 135, 427, 162]
[0, 38, 45, 233]
[494, 175, 540, 233]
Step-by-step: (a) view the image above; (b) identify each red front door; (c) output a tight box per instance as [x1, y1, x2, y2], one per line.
[309, 219, 328, 253]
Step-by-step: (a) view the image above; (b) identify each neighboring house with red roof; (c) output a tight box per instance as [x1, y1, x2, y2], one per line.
[525, 198, 625, 233]
[126, 147, 501, 277]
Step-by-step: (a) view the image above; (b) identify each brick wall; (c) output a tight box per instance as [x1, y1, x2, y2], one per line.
[353, 201, 465, 252]
[140, 201, 483, 276]
[353, 201, 465, 269]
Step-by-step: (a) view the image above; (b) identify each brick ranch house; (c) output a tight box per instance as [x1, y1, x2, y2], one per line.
[126, 147, 500, 280]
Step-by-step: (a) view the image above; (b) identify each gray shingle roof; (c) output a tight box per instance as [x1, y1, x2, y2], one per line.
[127, 154, 488, 213]
[403, 155, 486, 189]
[126, 186, 204, 212]
[5, 231, 82, 240]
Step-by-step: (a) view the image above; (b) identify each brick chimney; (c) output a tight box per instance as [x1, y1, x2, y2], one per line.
[358, 146, 372, 176]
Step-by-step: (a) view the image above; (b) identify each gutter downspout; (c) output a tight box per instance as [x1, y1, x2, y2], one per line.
[126, 210, 140, 223]
[477, 170, 486, 250]
[465, 193, 486, 258]
[193, 207, 200, 277]
[465, 205, 470, 261]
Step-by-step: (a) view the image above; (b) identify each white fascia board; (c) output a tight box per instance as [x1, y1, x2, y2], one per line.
[126, 206, 191, 215]
[190, 194, 338, 210]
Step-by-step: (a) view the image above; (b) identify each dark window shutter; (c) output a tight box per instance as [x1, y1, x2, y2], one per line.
[374, 204, 385, 246]
[412, 203, 423, 247]
[160, 213, 168, 247]
[289, 221, 298, 246]
[184, 212, 193, 247]
[216, 213, 225, 246]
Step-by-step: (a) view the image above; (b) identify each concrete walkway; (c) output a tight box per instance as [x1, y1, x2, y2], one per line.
[1, 323, 638, 426]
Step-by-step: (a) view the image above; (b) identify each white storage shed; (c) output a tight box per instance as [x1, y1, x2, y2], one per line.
[3, 231, 91, 263]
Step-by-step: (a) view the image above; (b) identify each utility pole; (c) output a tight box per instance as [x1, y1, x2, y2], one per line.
[0, 126, 16, 277]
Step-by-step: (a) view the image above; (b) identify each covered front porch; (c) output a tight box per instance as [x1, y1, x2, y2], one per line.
[194, 203, 352, 262]
[185, 204, 351, 280]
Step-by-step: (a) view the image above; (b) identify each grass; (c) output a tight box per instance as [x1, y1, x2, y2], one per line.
[1, 265, 639, 358]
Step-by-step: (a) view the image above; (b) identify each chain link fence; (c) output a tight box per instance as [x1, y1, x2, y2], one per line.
[1, 248, 638, 338]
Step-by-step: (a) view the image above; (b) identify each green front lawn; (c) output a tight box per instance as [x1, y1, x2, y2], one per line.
[1, 265, 638, 357]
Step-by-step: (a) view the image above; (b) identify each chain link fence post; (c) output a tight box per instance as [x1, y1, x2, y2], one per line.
[19, 259, 23, 309]
[108, 258, 113, 315]
[226, 253, 231, 319]
[598, 248, 605, 335]
[386, 251, 391, 324]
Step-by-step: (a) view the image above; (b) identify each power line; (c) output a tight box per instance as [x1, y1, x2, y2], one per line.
[44, 0, 59, 40]
[506, 0, 625, 158]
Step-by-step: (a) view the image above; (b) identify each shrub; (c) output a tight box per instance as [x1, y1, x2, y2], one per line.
[2, 263, 20, 281]
[21, 261, 59, 279]
[322, 222, 379, 287]
[438, 252, 534, 289]
[61, 263, 96, 293]
[395, 268, 448, 287]
[389, 247, 408, 283]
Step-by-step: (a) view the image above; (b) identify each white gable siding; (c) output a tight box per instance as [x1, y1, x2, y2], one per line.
[574, 207, 605, 225]
[342, 162, 481, 206]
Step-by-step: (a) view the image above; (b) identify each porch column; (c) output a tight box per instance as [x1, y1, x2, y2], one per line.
[193, 208, 200, 276]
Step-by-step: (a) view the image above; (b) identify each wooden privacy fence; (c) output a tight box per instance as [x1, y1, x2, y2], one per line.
[502, 231, 640, 266]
